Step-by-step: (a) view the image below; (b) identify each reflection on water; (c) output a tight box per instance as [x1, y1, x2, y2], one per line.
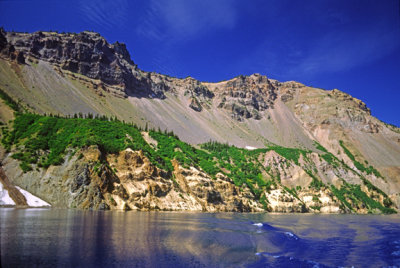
[1, 209, 400, 267]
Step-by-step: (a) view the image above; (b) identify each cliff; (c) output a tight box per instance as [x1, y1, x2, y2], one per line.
[0, 113, 396, 213]
[0, 29, 399, 213]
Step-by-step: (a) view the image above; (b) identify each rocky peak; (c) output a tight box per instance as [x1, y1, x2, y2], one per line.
[0, 28, 25, 63]
[3, 30, 178, 99]
[184, 77, 215, 99]
[4, 30, 151, 97]
[330, 89, 370, 114]
[278, 81, 305, 103]
[112, 41, 133, 64]
[0, 27, 8, 53]
[225, 74, 270, 89]
[1, 30, 377, 124]
[214, 74, 278, 121]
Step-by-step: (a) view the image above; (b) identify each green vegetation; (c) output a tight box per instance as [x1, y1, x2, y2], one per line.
[308, 173, 325, 190]
[201, 141, 269, 197]
[330, 185, 353, 211]
[1, 114, 273, 197]
[148, 130, 218, 174]
[283, 186, 300, 201]
[339, 140, 383, 178]
[0, 88, 21, 112]
[1, 113, 170, 171]
[320, 153, 339, 167]
[1, 113, 275, 199]
[310, 205, 321, 211]
[313, 141, 344, 169]
[360, 177, 393, 208]
[331, 181, 395, 214]
[1, 112, 394, 213]
[314, 141, 328, 153]
[269, 146, 310, 165]
[259, 194, 269, 210]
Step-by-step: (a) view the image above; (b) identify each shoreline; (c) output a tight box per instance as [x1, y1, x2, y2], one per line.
[1, 206, 397, 215]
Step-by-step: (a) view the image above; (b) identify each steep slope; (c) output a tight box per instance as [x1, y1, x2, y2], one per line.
[0, 113, 396, 213]
[0, 29, 399, 210]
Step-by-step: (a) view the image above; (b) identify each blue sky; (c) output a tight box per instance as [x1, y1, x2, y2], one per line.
[1, 0, 399, 126]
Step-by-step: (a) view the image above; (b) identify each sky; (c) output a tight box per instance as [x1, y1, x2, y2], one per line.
[1, 0, 399, 126]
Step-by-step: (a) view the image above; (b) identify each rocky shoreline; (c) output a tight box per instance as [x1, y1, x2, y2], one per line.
[1, 146, 389, 214]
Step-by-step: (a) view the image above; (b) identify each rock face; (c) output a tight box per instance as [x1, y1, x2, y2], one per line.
[1, 29, 381, 126]
[1, 139, 396, 213]
[1, 29, 400, 212]
[189, 97, 202, 112]
[2, 30, 278, 116]
[7, 31, 134, 89]
[1, 146, 262, 211]
[215, 74, 278, 121]
[4, 30, 169, 98]
[0, 28, 25, 63]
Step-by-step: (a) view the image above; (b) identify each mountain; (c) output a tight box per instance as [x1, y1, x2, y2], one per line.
[0, 29, 399, 213]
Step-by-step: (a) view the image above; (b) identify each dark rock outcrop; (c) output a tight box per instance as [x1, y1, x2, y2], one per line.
[2, 30, 281, 120]
[217, 74, 277, 120]
[7, 31, 135, 96]
[4, 30, 170, 98]
[189, 97, 202, 112]
[0, 28, 24, 63]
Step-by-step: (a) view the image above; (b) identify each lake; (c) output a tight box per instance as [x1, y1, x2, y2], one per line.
[1, 208, 400, 267]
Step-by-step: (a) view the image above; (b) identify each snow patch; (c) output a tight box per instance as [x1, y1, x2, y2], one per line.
[245, 146, 257, 150]
[15, 186, 51, 207]
[0, 182, 16, 206]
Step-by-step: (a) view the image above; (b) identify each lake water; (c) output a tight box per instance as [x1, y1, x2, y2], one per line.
[1, 209, 400, 267]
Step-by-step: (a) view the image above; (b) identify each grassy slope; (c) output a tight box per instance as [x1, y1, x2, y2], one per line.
[0, 60, 396, 213]
[1, 112, 395, 214]
[0, 59, 318, 148]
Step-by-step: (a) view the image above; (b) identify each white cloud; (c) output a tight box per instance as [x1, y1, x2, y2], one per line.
[138, 0, 237, 41]
[289, 25, 400, 77]
[78, 0, 129, 31]
[248, 18, 400, 81]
